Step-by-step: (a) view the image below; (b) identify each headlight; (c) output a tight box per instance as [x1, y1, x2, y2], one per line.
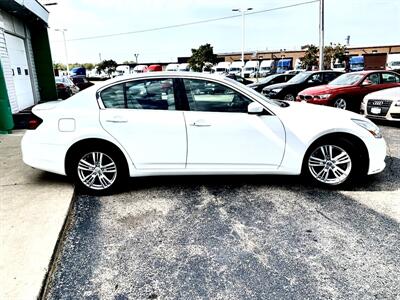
[271, 88, 282, 93]
[315, 94, 331, 99]
[395, 100, 400, 107]
[352, 119, 382, 138]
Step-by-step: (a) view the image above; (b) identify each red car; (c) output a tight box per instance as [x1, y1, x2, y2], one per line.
[296, 71, 400, 111]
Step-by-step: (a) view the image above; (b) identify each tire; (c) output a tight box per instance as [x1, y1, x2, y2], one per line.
[332, 97, 348, 110]
[302, 138, 360, 187]
[68, 145, 127, 195]
[283, 93, 295, 101]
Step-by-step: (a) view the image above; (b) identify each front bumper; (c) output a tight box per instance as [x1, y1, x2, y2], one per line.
[365, 135, 387, 175]
[361, 99, 400, 122]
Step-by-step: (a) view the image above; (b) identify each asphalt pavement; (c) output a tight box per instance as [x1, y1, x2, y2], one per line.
[44, 124, 400, 300]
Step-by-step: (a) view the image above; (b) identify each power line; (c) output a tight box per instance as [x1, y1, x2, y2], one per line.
[67, 0, 319, 42]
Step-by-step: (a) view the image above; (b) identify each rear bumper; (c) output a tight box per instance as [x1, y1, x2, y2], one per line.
[21, 131, 68, 176]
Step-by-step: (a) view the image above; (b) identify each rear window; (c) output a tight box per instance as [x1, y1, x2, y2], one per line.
[100, 83, 125, 108]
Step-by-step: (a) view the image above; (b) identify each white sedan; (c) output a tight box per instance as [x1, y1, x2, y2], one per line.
[22, 72, 386, 194]
[361, 87, 400, 122]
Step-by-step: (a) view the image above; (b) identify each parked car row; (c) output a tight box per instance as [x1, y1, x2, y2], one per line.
[55, 75, 94, 100]
[251, 70, 400, 122]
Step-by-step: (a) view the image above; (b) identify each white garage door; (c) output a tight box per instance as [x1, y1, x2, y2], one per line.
[4, 33, 34, 111]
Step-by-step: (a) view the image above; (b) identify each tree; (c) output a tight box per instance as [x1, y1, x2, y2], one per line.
[83, 63, 95, 70]
[53, 62, 67, 70]
[323, 43, 346, 69]
[188, 43, 218, 72]
[301, 44, 319, 70]
[97, 59, 118, 76]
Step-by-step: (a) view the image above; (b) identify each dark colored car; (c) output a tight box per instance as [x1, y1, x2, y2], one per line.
[55, 76, 79, 99]
[296, 71, 400, 111]
[262, 71, 344, 101]
[225, 74, 253, 85]
[248, 73, 295, 93]
[71, 75, 94, 91]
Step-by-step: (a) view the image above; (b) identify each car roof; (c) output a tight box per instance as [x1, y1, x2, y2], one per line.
[349, 70, 398, 75]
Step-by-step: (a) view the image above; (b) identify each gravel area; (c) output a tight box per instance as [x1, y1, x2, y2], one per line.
[44, 124, 400, 300]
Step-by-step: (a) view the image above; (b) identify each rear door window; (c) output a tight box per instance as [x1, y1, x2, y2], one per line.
[381, 73, 400, 83]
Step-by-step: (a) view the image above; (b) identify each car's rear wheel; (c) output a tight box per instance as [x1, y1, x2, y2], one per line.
[333, 97, 347, 110]
[69, 147, 126, 194]
[284, 93, 295, 101]
[303, 139, 359, 187]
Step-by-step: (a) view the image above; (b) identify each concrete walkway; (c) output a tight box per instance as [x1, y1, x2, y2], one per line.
[0, 130, 74, 299]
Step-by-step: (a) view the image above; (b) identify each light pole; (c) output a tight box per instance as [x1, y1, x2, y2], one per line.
[318, 0, 324, 70]
[134, 53, 139, 64]
[55, 29, 69, 74]
[232, 7, 253, 77]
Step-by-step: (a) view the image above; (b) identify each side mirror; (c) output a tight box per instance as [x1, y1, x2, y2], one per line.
[362, 80, 372, 86]
[248, 102, 264, 114]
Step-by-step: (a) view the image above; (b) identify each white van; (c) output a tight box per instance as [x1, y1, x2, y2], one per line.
[115, 65, 132, 76]
[243, 61, 259, 78]
[259, 60, 275, 77]
[228, 61, 243, 76]
[165, 64, 180, 71]
[133, 65, 148, 73]
[331, 58, 345, 72]
[178, 63, 191, 72]
[386, 54, 400, 71]
[214, 62, 231, 74]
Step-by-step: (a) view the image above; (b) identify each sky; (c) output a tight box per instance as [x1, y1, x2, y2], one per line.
[41, 0, 400, 65]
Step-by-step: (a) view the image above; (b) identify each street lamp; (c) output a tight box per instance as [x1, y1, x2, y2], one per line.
[232, 7, 253, 77]
[318, 0, 324, 70]
[55, 29, 69, 74]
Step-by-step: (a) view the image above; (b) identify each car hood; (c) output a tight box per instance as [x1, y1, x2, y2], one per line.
[264, 82, 295, 91]
[298, 84, 349, 95]
[364, 86, 400, 100]
[273, 101, 363, 129]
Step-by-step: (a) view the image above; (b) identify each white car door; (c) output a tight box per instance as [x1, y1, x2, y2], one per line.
[181, 78, 286, 170]
[99, 78, 187, 169]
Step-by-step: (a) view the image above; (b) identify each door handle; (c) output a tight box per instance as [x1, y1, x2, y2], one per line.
[105, 116, 128, 123]
[190, 120, 211, 127]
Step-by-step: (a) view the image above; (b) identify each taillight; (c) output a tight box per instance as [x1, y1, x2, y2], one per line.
[28, 113, 43, 130]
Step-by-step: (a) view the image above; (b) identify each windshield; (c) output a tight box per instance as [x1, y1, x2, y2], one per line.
[257, 74, 279, 84]
[245, 67, 255, 71]
[260, 67, 271, 71]
[329, 73, 364, 86]
[216, 68, 227, 72]
[229, 68, 241, 72]
[390, 61, 400, 66]
[287, 72, 310, 84]
[351, 63, 364, 68]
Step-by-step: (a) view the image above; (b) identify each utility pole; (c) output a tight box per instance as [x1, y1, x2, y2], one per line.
[134, 53, 139, 64]
[319, 0, 324, 70]
[99, 53, 102, 62]
[232, 7, 253, 77]
[55, 29, 69, 74]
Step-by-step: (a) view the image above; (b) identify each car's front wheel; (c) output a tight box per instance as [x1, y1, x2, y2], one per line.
[303, 139, 359, 187]
[332, 97, 348, 110]
[284, 93, 295, 101]
[69, 147, 126, 194]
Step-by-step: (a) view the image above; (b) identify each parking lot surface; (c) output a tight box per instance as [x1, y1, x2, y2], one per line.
[45, 124, 399, 299]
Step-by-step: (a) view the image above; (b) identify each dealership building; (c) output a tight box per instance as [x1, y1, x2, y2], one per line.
[0, 0, 56, 132]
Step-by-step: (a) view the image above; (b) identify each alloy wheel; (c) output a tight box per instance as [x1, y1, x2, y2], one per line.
[77, 152, 117, 190]
[334, 98, 347, 109]
[308, 145, 352, 185]
[284, 94, 295, 101]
